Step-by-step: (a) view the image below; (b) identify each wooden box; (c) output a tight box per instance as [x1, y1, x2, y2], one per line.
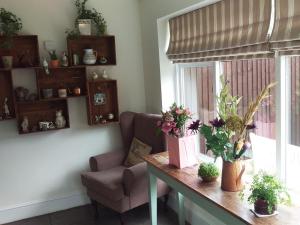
[86, 79, 119, 125]
[0, 35, 40, 68]
[67, 36, 116, 66]
[36, 67, 87, 99]
[16, 99, 70, 134]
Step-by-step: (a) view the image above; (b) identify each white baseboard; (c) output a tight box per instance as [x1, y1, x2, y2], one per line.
[0, 193, 90, 224]
[167, 191, 226, 225]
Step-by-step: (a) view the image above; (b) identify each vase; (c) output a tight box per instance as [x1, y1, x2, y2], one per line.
[77, 19, 92, 35]
[2, 56, 13, 68]
[83, 49, 97, 65]
[221, 159, 245, 192]
[166, 135, 197, 169]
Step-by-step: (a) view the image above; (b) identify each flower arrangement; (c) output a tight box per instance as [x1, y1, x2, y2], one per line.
[157, 103, 192, 138]
[189, 76, 276, 162]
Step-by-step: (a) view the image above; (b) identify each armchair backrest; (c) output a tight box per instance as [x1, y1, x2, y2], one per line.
[119, 112, 165, 154]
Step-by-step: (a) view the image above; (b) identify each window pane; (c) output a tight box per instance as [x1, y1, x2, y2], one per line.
[287, 56, 300, 191]
[182, 66, 215, 153]
[223, 59, 276, 174]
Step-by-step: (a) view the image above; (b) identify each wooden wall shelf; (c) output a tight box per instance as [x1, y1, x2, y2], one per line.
[86, 79, 119, 126]
[0, 70, 15, 121]
[0, 35, 40, 69]
[67, 36, 116, 66]
[36, 67, 87, 99]
[16, 99, 69, 134]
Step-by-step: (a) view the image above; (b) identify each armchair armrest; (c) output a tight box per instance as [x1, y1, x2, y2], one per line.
[89, 150, 126, 172]
[123, 162, 147, 195]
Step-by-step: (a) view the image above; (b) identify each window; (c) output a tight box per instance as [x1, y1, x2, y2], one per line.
[176, 57, 300, 197]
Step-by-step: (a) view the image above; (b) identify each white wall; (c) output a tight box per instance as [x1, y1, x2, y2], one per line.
[0, 0, 145, 222]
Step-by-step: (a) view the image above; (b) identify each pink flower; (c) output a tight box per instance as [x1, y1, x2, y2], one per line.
[157, 121, 162, 127]
[185, 108, 191, 115]
[161, 122, 175, 134]
[176, 108, 184, 115]
[173, 127, 181, 136]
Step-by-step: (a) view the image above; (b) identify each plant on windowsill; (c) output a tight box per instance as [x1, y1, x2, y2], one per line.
[240, 171, 291, 215]
[48, 50, 60, 68]
[198, 162, 220, 183]
[0, 7, 23, 68]
[157, 103, 197, 169]
[188, 76, 276, 192]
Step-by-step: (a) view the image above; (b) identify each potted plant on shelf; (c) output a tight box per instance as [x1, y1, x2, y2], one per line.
[48, 50, 60, 68]
[198, 162, 220, 182]
[240, 171, 291, 215]
[0, 8, 22, 68]
[188, 76, 276, 192]
[74, 0, 107, 36]
[157, 103, 197, 168]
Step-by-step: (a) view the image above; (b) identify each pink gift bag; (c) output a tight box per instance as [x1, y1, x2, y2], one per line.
[166, 135, 197, 168]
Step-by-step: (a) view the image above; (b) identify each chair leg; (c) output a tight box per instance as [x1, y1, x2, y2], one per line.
[164, 194, 169, 212]
[90, 199, 99, 220]
[119, 213, 125, 225]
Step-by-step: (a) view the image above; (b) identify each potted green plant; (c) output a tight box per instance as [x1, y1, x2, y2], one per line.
[48, 50, 60, 68]
[189, 76, 276, 192]
[198, 162, 220, 182]
[74, 0, 107, 36]
[240, 171, 291, 215]
[0, 8, 22, 68]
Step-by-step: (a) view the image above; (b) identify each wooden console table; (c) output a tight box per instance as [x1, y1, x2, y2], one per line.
[144, 152, 300, 225]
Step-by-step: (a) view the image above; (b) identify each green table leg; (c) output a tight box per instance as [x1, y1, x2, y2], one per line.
[148, 172, 157, 225]
[177, 192, 185, 225]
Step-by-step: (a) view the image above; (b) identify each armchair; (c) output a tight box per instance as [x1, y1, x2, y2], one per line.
[81, 112, 170, 224]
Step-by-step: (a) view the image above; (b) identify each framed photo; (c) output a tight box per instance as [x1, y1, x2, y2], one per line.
[94, 93, 106, 106]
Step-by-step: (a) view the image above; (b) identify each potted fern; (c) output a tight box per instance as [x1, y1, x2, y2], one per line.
[240, 171, 291, 215]
[0, 8, 22, 68]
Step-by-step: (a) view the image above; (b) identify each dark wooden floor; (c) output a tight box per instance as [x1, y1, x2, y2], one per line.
[5, 201, 178, 225]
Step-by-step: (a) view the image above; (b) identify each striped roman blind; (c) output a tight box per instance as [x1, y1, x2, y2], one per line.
[166, 0, 273, 63]
[270, 0, 300, 55]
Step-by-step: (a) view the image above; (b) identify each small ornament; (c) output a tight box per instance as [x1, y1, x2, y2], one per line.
[102, 70, 109, 79]
[3, 97, 10, 118]
[95, 115, 103, 123]
[108, 113, 114, 120]
[99, 56, 108, 64]
[43, 58, 50, 75]
[92, 72, 99, 80]
[55, 110, 66, 128]
[21, 116, 29, 133]
[61, 52, 68, 67]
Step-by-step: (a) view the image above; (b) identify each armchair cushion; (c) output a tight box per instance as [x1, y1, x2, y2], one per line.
[89, 150, 126, 172]
[81, 166, 126, 202]
[124, 138, 152, 167]
[123, 162, 147, 195]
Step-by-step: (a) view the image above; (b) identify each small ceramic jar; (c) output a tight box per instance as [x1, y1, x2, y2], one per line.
[58, 89, 67, 98]
[73, 87, 81, 96]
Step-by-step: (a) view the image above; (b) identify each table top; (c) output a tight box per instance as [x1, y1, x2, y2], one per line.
[144, 152, 300, 225]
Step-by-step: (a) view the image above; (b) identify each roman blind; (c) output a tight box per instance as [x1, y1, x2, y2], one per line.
[270, 0, 300, 55]
[166, 0, 273, 63]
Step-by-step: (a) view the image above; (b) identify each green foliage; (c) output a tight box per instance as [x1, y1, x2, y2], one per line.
[48, 50, 58, 60]
[0, 8, 22, 48]
[240, 171, 291, 214]
[65, 28, 80, 39]
[74, 0, 107, 35]
[198, 162, 220, 178]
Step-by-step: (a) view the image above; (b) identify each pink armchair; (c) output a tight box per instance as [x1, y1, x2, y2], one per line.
[81, 112, 170, 224]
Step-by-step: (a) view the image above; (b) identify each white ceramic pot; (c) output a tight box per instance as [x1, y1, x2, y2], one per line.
[77, 19, 91, 35]
[83, 49, 97, 65]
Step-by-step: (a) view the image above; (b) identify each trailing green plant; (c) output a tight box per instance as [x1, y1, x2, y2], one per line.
[65, 28, 80, 39]
[0, 8, 22, 48]
[240, 171, 291, 214]
[198, 162, 220, 178]
[74, 0, 107, 35]
[48, 50, 58, 60]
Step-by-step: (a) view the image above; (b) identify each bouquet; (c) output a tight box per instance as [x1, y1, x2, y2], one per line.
[188, 76, 276, 162]
[157, 103, 192, 138]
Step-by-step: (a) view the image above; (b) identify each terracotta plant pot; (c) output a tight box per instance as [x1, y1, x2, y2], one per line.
[50, 59, 60, 68]
[166, 135, 197, 169]
[254, 199, 276, 215]
[200, 176, 218, 183]
[221, 159, 245, 192]
[2, 56, 13, 68]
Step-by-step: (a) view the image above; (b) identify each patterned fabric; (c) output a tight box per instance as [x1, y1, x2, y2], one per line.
[270, 0, 300, 55]
[124, 137, 152, 167]
[166, 0, 272, 62]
